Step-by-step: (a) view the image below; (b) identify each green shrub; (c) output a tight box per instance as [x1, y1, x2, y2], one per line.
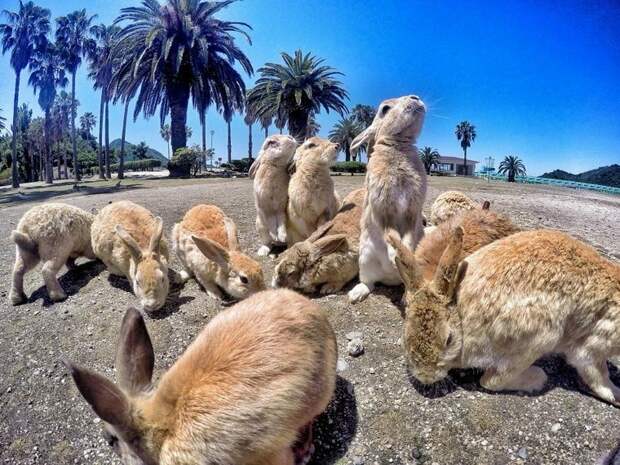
[168, 148, 200, 177]
[111, 158, 161, 172]
[221, 158, 252, 173]
[331, 161, 366, 175]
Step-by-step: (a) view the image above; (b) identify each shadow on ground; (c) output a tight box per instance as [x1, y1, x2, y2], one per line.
[28, 260, 104, 307]
[407, 355, 620, 407]
[0, 184, 145, 206]
[310, 376, 359, 465]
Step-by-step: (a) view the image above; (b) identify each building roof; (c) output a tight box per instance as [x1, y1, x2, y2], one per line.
[438, 155, 479, 165]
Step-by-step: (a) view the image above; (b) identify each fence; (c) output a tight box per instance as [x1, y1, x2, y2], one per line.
[474, 173, 620, 195]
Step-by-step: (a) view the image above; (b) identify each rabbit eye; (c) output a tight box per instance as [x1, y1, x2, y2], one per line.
[239, 275, 249, 284]
[266, 140, 276, 147]
[380, 105, 391, 116]
[306, 142, 316, 149]
[446, 333, 453, 346]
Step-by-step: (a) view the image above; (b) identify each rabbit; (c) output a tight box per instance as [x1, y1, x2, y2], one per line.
[250, 134, 298, 256]
[287, 137, 340, 246]
[347, 95, 428, 303]
[274, 188, 365, 294]
[172, 204, 265, 302]
[9, 203, 96, 305]
[387, 227, 620, 405]
[65, 288, 338, 465]
[415, 203, 519, 281]
[91, 200, 169, 313]
[429, 190, 480, 225]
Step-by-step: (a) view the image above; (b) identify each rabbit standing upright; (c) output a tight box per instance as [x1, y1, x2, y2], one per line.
[348, 95, 428, 303]
[66, 289, 337, 465]
[388, 227, 620, 405]
[250, 135, 298, 256]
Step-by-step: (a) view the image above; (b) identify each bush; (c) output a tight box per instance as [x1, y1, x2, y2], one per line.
[168, 148, 200, 177]
[111, 158, 161, 172]
[221, 158, 252, 173]
[331, 161, 366, 175]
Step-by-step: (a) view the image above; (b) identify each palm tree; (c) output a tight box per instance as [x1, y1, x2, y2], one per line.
[29, 42, 67, 184]
[247, 50, 348, 142]
[89, 23, 118, 179]
[351, 104, 376, 128]
[498, 155, 526, 182]
[419, 147, 440, 175]
[0, 108, 5, 132]
[52, 91, 73, 178]
[258, 112, 272, 139]
[455, 121, 476, 176]
[244, 109, 256, 162]
[79, 112, 95, 139]
[16, 103, 33, 180]
[160, 124, 171, 158]
[1, 0, 50, 187]
[133, 141, 149, 160]
[329, 117, 361, 162]
[56, 9, 96, 181]
[223, 105, 235, 164]
[306, 113, 321, 138]
[114, 0, 253, 154]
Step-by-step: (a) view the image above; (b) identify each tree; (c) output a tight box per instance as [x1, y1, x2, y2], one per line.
[29, 41, 67, 184]
[351, 104, 376, 128]
[455, 121, 476, 176]
[258, 112, 272, 139]
[56, 9, 96, 181]
[247, 50, 349, 142]
[79, 111, 95, 139]
[329, 117, 361, 162]
[498, 155, 526, 182]
[52, 91, 73, 178]
[0, 108, 5, 132]
[160, 124, 171, 158]
[133, 141, 149, 160]
[1, 0, 50, 187]
[306, 113, 321, 138]
[418, 147, 440, 175]
[114, 0, 253, 154]
[244, 109, 255, 162]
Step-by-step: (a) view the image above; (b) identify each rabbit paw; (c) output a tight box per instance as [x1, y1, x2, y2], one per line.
[257, 245, 271, 257]
[293, 423, 315, 465]
[348, 283, 371, 303]
[49, 289, 67, 302]
[9, 290, 27, 306]
[320, 282, 344, 295]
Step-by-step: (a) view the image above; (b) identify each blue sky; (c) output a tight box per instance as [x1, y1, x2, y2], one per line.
[0, 0, 618, 176]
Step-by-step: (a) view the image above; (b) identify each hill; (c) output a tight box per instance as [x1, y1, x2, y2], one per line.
[109, 139, 168, 163]
[541, 164, 620, 188]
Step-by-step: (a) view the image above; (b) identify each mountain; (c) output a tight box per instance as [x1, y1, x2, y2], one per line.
[541, 164, 620, 188]
[109, 139, 168, 163]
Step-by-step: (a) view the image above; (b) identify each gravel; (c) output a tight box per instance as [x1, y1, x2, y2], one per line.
[0, 175, 619, 465]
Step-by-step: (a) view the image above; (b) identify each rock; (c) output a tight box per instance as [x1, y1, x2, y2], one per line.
[346, 331, 363, 341]
[336, 358, 349, 373]
[347, 339, 364, 357]
[551, 423, 561, 433]
[517, 447, 528, 460]
[352, 456, 365, 465]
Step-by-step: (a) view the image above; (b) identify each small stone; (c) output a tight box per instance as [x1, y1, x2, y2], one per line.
[551, 423, 561, 433]
[336, 358, 349, 372]
[353, 457, 365, 465]
[517, 447, 528, 460]
[411, 447, 422, 459]
[346, 331, 363, 341]
[347, 339, 364, 357]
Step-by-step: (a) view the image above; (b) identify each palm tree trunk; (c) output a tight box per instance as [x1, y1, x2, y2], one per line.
[200, 111, 206, 170]
[264, 125, 268, 138]
[98, 89, 105, 179]
[10, 70, 21, 188]
[288, 110, 308, 143]
[345, 145, 351, 162]
[168, 83, 190, 154]
[227, 120, 232, 163]
[70, 71, 79, 180]
[248, 123, 253, 162]
[62, 138, 68, 179]
[105, 98, 110, 178]
[119, 98, 129, 180]
[44, 108, 53, 184]
[463, 146, 468, 176]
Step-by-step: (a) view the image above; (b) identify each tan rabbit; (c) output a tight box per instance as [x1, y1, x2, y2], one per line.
[274, 188, 365, 294]
[415, 205, 519, 281]
[429, 190, 479, 225]
[287, 137, 340, 246]
[65, 289, 337, 465]
[9, 203, 95, 305]
[251, 135, 298, 256]
[348, 95, 427, 303]
[172, 204, 265, 302]
[91, 201, 169, 313]
[387, 228, 620, 405]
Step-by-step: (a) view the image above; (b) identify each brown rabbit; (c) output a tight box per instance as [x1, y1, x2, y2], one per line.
[286, 137, 340, 245]
[429, 190, 479, 225]
[388, 228, 620, 405]
[348, 95, 427, 303]
[274, 188, 365, 294]
[65, 289, 337, 465]
[250, 135, 298, 256]
[172, 204, 265, 301]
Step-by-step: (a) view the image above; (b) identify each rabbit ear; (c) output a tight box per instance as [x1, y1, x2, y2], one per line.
[385, 229, 422, 290]
[248, 158, 261, 179]
[148, 217, 164, 254]
[351, 124, 376, 154]
[433, 226, 464, 297]
[312, 234, 348, 259]
[115, 307, 154, 395]
[192, 235, 230, 269]
[115, 225, 143, 260]
[308, 221, 335, 243]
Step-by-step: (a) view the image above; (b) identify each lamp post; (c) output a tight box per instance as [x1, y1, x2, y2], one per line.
[210, 130, 215, 168]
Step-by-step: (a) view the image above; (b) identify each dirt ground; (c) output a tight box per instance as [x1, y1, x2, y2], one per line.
[0, 175, 619, 465]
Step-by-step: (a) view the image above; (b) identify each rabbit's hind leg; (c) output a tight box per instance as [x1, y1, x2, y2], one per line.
[569, 353, 619, 405]
[292, 422, 315, 465]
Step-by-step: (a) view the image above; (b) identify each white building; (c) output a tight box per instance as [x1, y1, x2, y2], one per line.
[433, 156, 479, 176]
